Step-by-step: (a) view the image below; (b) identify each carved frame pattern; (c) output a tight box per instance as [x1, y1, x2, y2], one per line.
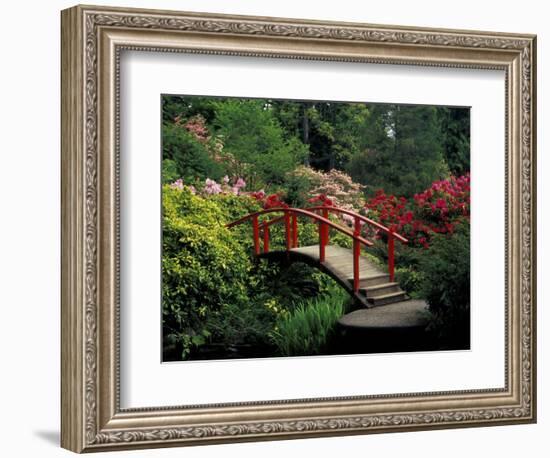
[61, 4, 536, 453]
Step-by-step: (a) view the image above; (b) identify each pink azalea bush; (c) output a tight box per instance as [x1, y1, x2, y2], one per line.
[171, 176, 248, 197]
[174, 114, 210, 143]
[287, 166, 364, 211]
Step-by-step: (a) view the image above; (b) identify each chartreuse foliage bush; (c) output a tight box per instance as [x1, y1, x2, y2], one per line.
[418, 221, 470, 349]
[162, 186, 255, 359]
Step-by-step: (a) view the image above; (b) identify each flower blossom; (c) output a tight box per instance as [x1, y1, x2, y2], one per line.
[234, 178, 246, 189]
[250, 190, 266, 201]
[204, 178, 222, 195]
[263, 193, 288, 209]
[170, 179, 184, 190]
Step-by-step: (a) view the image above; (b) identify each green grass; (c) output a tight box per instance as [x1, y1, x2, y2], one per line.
[270, 285, 347, 356]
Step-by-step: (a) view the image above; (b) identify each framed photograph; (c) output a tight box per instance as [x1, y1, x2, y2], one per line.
[61, 4, 537, 453]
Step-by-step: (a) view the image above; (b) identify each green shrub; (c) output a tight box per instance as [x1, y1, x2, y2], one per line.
[208, 193, 262, 252]
[418, 221, 470, 349]
[283, 169, 312, 207]
[162, 186, 253, 359]
[212, 99, 308, 187]
[252, 262, 328, 311]
[395, 266, 425, 298]
[162, 123, 224, 182]
[270, 283, 347, 356]
[161, 159, 181, 184]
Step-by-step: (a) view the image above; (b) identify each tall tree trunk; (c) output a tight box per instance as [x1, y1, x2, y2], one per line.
[394, 104, 399, 157]
[328, 152, 335, 170]
[302, 105, 310, 166]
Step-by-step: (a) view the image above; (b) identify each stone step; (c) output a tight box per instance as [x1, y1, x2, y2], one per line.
[361, 282, 402, 298]
[367, 291, 408, 307]
[347, 273, 390, 289]
[338, 300, 430, 331]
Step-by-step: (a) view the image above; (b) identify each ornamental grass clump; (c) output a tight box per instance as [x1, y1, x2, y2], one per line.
[270, 284, 347, 356]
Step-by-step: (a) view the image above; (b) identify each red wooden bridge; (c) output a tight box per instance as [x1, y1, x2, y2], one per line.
[227, 205, 410, 308]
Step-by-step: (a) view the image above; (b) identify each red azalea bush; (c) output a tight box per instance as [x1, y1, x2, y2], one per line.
[260, 193, 288, 209]
[364, 174, 470, 248]
[307, 194, 334, 207]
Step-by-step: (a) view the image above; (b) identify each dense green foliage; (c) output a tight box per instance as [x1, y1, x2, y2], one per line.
[418, 221, 470, 349]
[162, 186, 254, 358]
[347, 105, 450, 197]
[161, 96, 469, 198]
[162, 122, 224, 183]
[438, 107, 471, 176]
[212, 99, 308, 187]
[162, 185, 348, 360]
[161, 95, 472, 359]
[395, 265, 425, 299]
[270, 284, 347, 356]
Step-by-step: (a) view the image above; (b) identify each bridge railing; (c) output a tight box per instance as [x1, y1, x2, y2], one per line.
[227, 207, 373, 292]
[305, 206, 408, 284]
[227, 206, 407, 292]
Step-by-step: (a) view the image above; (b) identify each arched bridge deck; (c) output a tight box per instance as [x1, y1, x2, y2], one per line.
[260, 244, 406, 308]
[228, 206, 410, 308]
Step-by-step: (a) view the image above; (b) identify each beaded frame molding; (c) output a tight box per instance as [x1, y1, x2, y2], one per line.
[61, 4, 537, 453]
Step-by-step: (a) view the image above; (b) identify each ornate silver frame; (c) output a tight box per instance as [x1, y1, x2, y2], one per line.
[61, 4, 537, 453]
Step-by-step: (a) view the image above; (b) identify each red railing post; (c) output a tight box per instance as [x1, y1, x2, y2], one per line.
[252, 215, 260, 256]
[292, 214, 298, 248]
[322, 208, 329, 246]
[353, 217, 361, 293]
[284, 210, 292, 253]
[388, 230, 395, 282]
[319, 213, 326, 263]
[263, 225, 270, 254]
[353, 215, 361, 237]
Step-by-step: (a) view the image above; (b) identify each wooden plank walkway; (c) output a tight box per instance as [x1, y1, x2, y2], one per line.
[290, 245, 383, 284]
[267, 244, 406, 307]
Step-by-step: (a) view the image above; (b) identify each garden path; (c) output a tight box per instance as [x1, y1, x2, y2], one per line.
[262, 244, 430, 343]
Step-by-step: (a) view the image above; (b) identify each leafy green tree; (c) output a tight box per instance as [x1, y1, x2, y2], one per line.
[437, 107, 471, 175]
[391, 105, 449, 196]
[348, 105, 449, 197]
[161, 122, 224, 183]
[212, 99, 307, 187]
[162, 95, 217, 124]
[272, 100, 373, 171]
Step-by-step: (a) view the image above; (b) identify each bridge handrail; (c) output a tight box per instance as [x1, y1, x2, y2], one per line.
[305, 206, 408, 244]
[227, 207, 373, 247]
[227, 206, 406, 293]
[254, 207, 407, 244]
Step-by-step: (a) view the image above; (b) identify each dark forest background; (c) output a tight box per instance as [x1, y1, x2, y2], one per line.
[162, 96, 469, 198]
